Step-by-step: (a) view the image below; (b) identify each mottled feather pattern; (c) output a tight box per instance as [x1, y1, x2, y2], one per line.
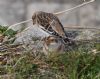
[32, 11, 66, 37]
[32, 11, 74, 45]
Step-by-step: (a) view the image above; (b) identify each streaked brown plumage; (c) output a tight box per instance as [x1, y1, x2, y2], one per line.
[32, 11, 74, 45]
[32, 11, 67, 38]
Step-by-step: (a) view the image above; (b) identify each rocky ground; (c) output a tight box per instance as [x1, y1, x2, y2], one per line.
[0, 25, 100, 79]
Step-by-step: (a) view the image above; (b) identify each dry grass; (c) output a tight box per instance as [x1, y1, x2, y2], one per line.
[0, 40, 100, 79]
[0, 25, 100, 79]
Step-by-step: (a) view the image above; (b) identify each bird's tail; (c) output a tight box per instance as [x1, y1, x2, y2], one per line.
[62, 37, 75, 46]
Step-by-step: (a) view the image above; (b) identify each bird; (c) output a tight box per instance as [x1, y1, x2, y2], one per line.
[42, 36, 65, 55]
[32, 11, 73, 45]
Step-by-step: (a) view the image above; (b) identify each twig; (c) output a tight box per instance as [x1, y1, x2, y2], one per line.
[54, 0, 95, 15]
[8, 19, 32, 31]
[74, 38, 100, 43]
[3, 19, 32, 35]
[15, 26, 32, 36]
[3, 0, 95, 33]
[64, 26, 100, 30]
[13, 56, 26, 68]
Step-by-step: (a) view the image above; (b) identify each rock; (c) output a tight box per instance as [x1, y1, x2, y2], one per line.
[13, 25, 50, 44]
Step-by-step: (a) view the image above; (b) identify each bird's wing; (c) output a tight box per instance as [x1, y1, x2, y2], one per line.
[49, 20, 66, 38]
